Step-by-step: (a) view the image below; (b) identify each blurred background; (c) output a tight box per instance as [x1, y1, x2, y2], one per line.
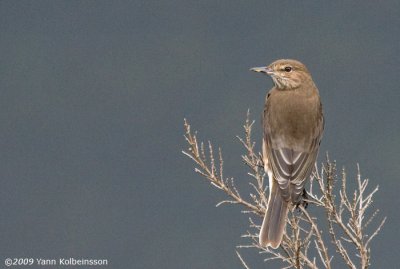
[1, 1, 399, 268]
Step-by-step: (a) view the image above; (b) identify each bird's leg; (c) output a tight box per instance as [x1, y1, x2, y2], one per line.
[256, 156, 265, 169]
[295, 189, 309, 211]
[301, 189, 309, 209]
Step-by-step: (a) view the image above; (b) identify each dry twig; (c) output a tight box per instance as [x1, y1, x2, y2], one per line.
[182, 112, 385, 269]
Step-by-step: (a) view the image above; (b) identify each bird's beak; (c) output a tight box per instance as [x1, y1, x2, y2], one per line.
[250, 66, 274, 75]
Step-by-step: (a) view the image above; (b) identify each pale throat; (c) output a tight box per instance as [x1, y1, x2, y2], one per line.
[272, 76, 301, 90]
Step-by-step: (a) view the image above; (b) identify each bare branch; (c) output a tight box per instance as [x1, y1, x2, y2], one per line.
[182, 115, 385, 269]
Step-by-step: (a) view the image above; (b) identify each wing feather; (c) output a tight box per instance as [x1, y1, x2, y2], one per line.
[263, 94, 324, 203]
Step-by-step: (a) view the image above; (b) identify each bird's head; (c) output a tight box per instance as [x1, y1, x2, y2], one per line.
[251, 59, 312, 90]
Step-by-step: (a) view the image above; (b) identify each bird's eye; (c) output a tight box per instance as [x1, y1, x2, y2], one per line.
[284, 66, 292, 72]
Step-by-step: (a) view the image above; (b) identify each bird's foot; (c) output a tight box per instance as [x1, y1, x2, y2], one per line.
[295, 190, 309, 211]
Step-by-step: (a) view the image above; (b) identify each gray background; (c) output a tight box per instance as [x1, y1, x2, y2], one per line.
[1, 1, 399, 268]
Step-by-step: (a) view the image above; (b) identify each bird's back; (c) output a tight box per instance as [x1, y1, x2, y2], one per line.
[265, 86, 321, 152]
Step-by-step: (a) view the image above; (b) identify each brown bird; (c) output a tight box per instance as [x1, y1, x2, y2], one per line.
[251, 59, 324, 248]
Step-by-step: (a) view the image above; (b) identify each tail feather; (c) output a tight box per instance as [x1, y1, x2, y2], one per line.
[259, 181, 289, 248]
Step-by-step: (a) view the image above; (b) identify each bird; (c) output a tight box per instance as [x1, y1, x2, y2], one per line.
[250, 59, 324, 249]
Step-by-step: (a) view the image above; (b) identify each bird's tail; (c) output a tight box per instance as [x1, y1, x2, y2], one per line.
[259, 181, 289, 249]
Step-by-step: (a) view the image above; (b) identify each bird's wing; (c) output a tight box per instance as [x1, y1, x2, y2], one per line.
[264, 101, 324, 202]
[267, 143, 317, 201]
